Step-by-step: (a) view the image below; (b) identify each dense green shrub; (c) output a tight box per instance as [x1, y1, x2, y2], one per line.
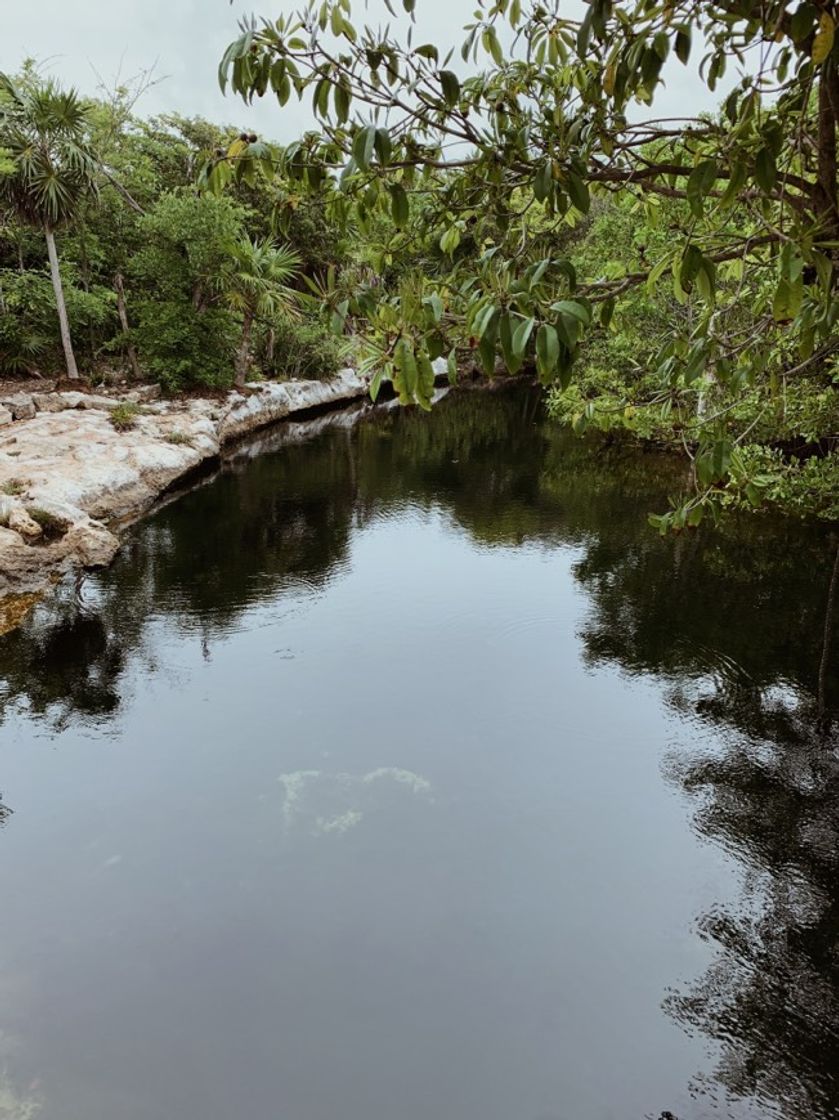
[260, 314, 344, 381]
[0, 268, 57, 373]
[132, 300, 239, 391]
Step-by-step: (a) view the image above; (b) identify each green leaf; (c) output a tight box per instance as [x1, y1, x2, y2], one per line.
[330, 298, 349, 334]
[427, 291, 444, 323]
[814, 250, 833, 291]
[683, 340, 708, 383]
[719, 161, 746, 209]
[447, 348, 458, 385]
[813, 11, 835, 62]
[499, 312, 521, 373]
[314, 77, 331, 116]
[790, 4, 816, 43]
[696, 439, 733, 487]
[576, 6, 593, 55]
[473, 301, 498, 341]
[554, 312, 580, 348]
[674, 24, 691, 64]
[477, 309, 500, 374]
[772, 274, 803, 320]
[679, 244, 703, 291]
[652, 31, 670, 60]
[439, 225, 461, 255]
[483, 26, 504, 65]
[534, 161, 553, 202]
[566, 171, 590, 214]
[352, 125, 376, 168]
[374, 127, 392, 164]
[439, 70, 460, 107]
[686, 159, 717, 217]
[695, 257, 716, 305]
[755, 146, 777, 193]
[394, 337, 418, 404]
[334, 83, 351, 123]
[416, 350, 435, 410]
[511, 315, 535, 360]
[647, 253, 672, 292]
[389, 182, 409, 226]
[414, 43, 439, 61]
[369, 365, 386, 401]
[550, 299, 591, 325]
[536, 323, 560, 381]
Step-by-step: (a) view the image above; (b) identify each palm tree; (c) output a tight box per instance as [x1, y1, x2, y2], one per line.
[0, 73, 98, 380]
[225, 237, 300, 387]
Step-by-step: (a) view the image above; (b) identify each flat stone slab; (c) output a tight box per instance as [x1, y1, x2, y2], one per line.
[0, 369, 372, 600]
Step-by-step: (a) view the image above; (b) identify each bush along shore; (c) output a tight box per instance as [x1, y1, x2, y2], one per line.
[0, 368, 405, 616]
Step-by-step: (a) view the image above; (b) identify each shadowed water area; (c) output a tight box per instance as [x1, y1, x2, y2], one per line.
[0, 385, 837, 1120]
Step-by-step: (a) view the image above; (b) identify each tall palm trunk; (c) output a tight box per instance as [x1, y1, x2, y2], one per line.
[45, 226, 79, 381]
[114, 271, 142, 381]
[234, 311, 254, 388]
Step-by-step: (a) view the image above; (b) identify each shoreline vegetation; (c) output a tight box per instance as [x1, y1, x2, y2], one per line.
[3, 0, 839, 617]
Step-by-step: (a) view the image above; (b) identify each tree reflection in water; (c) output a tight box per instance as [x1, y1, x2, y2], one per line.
[0, 383, 836, 1118]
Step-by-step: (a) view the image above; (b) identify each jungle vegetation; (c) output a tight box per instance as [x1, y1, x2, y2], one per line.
[2, 0, 839, 521]
[0, 64, 346, 391]
[204, 0, 839, 523]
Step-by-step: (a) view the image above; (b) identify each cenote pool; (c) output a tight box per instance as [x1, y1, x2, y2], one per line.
[0, 385, 837, 1120]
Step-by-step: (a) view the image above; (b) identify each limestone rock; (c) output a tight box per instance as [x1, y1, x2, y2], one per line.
[126, 384, 162, 403]
[0, 407, 13, 427]
[25, 498, 77, 532]
[32, 393, 71, 413]
[53, 391, 121, 412]
[56, 392, 86, 410]
[0, 369, 375, 606]
[8, 507, 42, 538]
[0, 394, 36, 421]
[66, 522, 120, 569]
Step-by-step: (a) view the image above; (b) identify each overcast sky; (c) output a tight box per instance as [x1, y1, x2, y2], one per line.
[5, 0, 731, 142]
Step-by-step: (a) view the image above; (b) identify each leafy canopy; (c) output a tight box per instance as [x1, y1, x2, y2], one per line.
[206, 0, 839, 517]
[0, 72, 97, 229]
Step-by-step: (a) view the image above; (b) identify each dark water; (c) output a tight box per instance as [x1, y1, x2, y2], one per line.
[0, 385, 837, 1120]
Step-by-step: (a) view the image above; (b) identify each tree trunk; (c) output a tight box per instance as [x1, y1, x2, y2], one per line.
[114, 271, 142, 381]
[235, 312, 254, 388]
[815, 64, 839, 240]
[45, 226, 80, 381]
[266, 325, 276, 366]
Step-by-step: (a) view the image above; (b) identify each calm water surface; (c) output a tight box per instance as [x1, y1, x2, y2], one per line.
[0, 386, 837, 1120]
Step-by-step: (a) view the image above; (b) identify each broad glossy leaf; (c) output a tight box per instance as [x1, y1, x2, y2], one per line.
[352, 125, 376, 168]
[813, 12, 835, 62]
[536, 322, 559, 381]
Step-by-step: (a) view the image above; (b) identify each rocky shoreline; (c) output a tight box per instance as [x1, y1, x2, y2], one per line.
[0, 368, 387, 616]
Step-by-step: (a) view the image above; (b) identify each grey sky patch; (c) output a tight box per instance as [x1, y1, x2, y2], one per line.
[5, 0, 731, 140]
